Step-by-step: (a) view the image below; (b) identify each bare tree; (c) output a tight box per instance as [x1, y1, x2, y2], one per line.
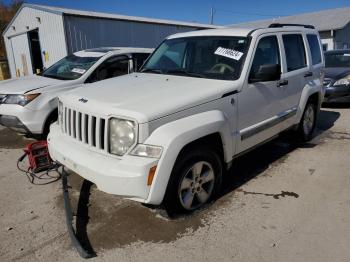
[0, 0, 23, 59]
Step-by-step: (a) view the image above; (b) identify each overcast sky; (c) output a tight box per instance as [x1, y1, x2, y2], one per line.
[6, 0, 350, 25]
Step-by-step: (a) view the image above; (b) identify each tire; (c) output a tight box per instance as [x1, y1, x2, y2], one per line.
[297, 101, 317, 142]
[163, 147, 223, 216]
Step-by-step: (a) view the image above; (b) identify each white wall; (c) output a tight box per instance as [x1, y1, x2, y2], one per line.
[321, 38, 334, 51]
[3, 6, 68, 77]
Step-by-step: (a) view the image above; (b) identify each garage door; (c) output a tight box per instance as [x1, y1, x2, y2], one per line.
[9, 33, 33, 77]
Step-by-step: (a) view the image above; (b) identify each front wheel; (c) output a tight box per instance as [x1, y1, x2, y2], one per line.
[163, 148, 223, 215]
[297, 102, 317, 142]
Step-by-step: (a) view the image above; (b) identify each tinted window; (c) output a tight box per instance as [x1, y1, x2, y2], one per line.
[307, 34, 322, 65]
[325, 52, 350, 67]
[283, 34, 307, 71]
[142, 36, 249, 80]
[87, 56, 129, 83]
[250, 35, 280, 76]
[133, 53, 150, 71]
[42, 55, 100, 80]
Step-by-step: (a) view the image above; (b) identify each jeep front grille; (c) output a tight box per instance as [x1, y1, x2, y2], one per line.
[62, 106, 107, 151]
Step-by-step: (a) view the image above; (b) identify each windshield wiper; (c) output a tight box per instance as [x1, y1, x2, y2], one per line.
[140, 68, 163, 74]
[165, 69, 204, 78]
[43, 74, 70, 80]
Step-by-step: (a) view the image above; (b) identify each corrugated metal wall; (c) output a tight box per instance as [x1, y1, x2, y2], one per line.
[64, 15, 200, 53]
[335, 24, 350, 49]
[4, 6, 208, 78]
[3, 7, 67, 77]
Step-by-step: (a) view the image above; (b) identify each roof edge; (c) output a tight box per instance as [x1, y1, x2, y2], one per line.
[18, 3, 219, 29]
[2, 3, 65, 37]
[3, 3, 221, 37]
[228, 6, 350, 32]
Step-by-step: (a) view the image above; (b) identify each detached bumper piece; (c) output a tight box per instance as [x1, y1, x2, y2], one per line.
[61, 168, 95, 259]
[0, 114, 30, 134]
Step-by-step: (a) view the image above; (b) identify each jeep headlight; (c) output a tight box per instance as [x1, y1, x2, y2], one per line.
[2, 93, 40, 106]
[333, 75, 350, 86]
[109, 118, 137, 156]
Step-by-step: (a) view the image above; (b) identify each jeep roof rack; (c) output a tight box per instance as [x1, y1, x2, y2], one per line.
[268, 23, 315, 29]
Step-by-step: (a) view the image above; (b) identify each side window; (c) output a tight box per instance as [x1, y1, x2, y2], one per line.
[87, 56, 129, 83]
[133, 53, 150, 71]
[307, 34, 322, 65]
[250, 35, 280, 76]
[282, 34, 307, 71]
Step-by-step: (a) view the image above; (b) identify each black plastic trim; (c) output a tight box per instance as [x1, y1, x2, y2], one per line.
[269, 23, 315, 29]
[61, 168, 95, 259]
[240, 108, 297, 140]
[222, 90, 239, 98]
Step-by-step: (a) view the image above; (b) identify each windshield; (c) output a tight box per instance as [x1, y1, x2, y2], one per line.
[141, 36, 249, 80]
[325, 52, 350, 68]
[42, 54, 100, 80]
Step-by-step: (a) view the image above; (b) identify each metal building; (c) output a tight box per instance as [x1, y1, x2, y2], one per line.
[229, 6, 350, 51]
[2, 4, 219, 78]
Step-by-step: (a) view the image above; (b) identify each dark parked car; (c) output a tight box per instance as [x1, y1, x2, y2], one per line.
[323, 50, 350, 102]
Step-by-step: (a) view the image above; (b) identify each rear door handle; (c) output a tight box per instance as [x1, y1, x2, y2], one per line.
[304, 72, 313, 77]
[277, 80, 288, 87]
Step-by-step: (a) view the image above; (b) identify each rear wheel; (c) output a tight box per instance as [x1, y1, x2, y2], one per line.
[297, 101, 317, 142]
[163, 148, 223, 216]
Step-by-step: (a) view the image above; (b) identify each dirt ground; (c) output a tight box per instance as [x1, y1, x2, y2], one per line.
[0, 105, 350, 262]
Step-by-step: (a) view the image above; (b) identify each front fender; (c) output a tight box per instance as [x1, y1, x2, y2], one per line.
[144, 110, 232, 204]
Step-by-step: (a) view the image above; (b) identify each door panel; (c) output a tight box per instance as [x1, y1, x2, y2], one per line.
[237, 34, 287, 153]
[280, 33, 310, 115]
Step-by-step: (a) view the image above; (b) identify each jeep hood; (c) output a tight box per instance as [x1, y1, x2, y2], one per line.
[62, 73, 238, 123]
[0, 75, 64, 94]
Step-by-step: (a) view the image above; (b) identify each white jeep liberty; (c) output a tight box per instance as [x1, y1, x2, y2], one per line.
[48, 24, 325, 214]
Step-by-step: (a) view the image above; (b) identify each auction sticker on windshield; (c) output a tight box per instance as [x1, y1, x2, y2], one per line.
[214, 47, 244, 61]
[71, 68, 86, 74]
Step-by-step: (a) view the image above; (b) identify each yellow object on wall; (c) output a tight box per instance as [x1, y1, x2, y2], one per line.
[0, 61, 10, 80]
[44, 51, 49, 62]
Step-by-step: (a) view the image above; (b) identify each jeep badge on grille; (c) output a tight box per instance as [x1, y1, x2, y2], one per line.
[78, 98, 88, 103]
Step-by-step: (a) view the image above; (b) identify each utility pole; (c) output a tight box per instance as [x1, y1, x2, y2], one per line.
[210, 6, 215, 24]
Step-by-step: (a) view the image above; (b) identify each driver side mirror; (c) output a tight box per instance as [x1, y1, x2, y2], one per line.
[249, 64, 281, 83]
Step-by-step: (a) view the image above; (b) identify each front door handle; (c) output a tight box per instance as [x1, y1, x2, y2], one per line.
[304, 72, 313, 77]
[277, 80, 288, 87]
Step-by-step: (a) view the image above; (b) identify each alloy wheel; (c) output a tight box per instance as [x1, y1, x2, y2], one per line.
[178, 161, 215, 210]
[303, 104, 315, 136]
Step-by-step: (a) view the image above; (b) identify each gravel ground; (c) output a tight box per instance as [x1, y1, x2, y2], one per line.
[0, 105, 350, 262]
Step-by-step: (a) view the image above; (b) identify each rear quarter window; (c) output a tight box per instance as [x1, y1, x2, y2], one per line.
[307, 34, 322, 65]
[282, 34, 307, 72]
